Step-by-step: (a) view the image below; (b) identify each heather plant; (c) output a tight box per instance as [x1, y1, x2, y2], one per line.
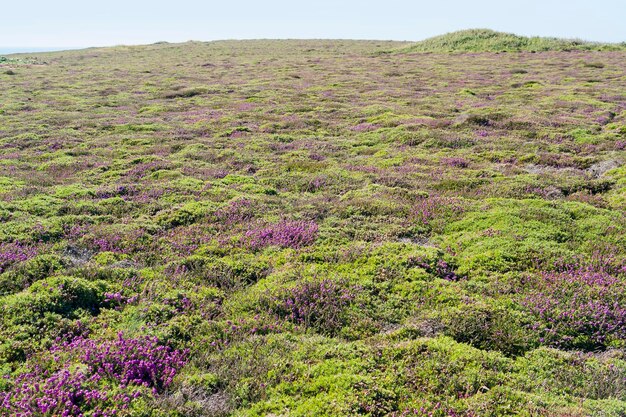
[214, 198, 254, 226]
[389, 405, 478, 417]
[522, 266, 626, 350]
[260, 278, 356, 335]
[515, 347, 626, 401]
[176, 253, 271, 289]
[245, 220, 319, 250]
[441, 157, 470, 168]
[0, 333, 187, 416]
[408, 253, 462, 281]
[411, 193, 465, 234]
[0, 241, 38, 273]
[0, 254, 64, 295]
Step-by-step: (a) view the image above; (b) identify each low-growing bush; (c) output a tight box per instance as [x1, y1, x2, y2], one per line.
[245, 220, 319, 250]
[260, 278, 356, 335]
[177, 255, 271, 289]
[0, 333, 187, 416]
[0, 276, 109, 361]
[522, 265, 626, 350]
[0, 254, 64, 295]
[0, 241, 38, 274]
[439, 302, 537, 356]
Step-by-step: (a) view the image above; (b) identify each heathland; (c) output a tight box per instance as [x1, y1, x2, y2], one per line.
[1, 30, 626, 416]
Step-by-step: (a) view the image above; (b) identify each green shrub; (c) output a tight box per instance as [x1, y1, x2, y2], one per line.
[0, 254, 65, 295]
[0, 275, 108, 362]
[439, 302, 537, 356]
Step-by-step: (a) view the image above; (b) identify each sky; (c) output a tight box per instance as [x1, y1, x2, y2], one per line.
[2, 0, 625, 50]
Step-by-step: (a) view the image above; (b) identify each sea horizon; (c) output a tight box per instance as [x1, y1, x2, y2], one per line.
[0, 46, 82, 55]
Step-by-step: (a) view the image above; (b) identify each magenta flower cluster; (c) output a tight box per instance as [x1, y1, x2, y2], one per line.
[0, 333, 187, 416]
[245, 220, 318, 250]
[91, 235, 128, 254]
[0, 241, 38, 273]
[523, 266, 626, 349]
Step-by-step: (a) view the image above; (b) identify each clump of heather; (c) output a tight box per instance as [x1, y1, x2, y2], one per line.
[94, 185, 137, 200]
[0, 333, 187, 416]
[245, 220, 318, 250]
[522, 266, 626, 350]
[124, 160, 171, 180]
[409, 255, 462, 281]
[78, 230, 129, 255]
[262, 279, 356, 334]
[0, 241, 38, 273]
[350, 122, 379, 132]
[412, 194, 464, 230]
[215, 198, 253, 226]
[440, 157, 469, 168]
[161, 224, 212, 260]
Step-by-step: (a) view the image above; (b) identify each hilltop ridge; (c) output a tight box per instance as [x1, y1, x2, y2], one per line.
[396, 28, 626, 52]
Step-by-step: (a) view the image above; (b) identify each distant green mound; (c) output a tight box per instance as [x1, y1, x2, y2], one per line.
[398, 29, 626, 52]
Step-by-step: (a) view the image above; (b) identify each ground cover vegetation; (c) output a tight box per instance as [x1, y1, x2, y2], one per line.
[0, 32, 626, 416]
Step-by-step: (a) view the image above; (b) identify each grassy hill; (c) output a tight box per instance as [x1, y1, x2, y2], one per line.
[1, 39, 626, 416]
[397, 28, 626, 52]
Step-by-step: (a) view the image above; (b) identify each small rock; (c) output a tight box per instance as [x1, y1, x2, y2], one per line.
[586, 160, 621, 178]
[63, 245, 93, 265]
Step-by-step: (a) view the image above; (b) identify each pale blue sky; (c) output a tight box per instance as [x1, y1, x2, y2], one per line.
[2, 0, 625, 48]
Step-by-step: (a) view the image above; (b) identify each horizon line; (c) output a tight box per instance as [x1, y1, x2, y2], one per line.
[2, 31, 625, 54]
